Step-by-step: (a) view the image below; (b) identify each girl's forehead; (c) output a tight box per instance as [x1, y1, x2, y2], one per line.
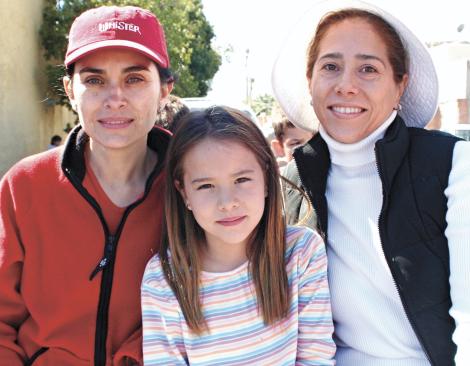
[182, 138, 261, 178]
[185, 139, 249, 163]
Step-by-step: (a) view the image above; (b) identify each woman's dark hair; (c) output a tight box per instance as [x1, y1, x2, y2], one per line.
[306, 8, 408, 84]
[160, 106, 289, 334]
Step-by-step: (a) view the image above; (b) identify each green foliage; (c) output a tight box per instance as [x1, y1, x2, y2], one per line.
[39, 0, 221, 107]
[251, 94, 276, 116]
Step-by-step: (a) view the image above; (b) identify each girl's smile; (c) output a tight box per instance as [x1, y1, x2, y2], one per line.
[216, 215, 247, 226]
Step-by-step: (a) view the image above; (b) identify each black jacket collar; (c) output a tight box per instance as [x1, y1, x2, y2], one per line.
[61, 125, 171, 183]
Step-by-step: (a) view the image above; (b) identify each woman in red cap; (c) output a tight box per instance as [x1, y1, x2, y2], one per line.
[0, 6, 173, 365]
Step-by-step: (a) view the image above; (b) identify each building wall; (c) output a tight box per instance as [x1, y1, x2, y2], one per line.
[0, 0, 75, 177]
[457, 99, 469, 124]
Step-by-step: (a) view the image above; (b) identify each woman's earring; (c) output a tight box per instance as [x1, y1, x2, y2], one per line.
[186, 202, 192, 210]
[393, 103, 402, 111]
[310, 100, 314, 106]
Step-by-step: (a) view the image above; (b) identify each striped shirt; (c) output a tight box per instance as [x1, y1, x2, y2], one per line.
[141, 226, 335, 365]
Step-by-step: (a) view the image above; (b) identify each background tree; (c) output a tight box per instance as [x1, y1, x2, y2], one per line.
[251, 94, 276, 116]
[39, 0, 221, 108]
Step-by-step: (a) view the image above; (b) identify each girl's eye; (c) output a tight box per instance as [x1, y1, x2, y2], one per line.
[85, 77, 104, 85]
[196, 183, 213, 190]
[360, 65, 377, 73]
[235, 177, 251, 184]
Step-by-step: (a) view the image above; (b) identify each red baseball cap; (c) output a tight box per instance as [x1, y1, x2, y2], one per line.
[64, 6, 170, 69]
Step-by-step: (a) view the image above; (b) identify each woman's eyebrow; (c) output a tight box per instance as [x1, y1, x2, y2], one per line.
[78, 65, 151, 75]
[318, 52, 342, 61]
[356, 53, 386, 66]
[79, 67, 103, 74]
[318, 52, 386, 67]
[123, 65, 151, 73]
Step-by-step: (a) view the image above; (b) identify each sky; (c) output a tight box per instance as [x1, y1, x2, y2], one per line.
[201, 0, 470, 104]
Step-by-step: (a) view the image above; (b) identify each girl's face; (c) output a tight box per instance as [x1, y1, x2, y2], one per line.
[178, 138, 266, 256]
[309, 18, 406, 143]
[64, 48, 170, 152]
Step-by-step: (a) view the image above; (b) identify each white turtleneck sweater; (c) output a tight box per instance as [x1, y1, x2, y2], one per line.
[319, 111, 470, 365]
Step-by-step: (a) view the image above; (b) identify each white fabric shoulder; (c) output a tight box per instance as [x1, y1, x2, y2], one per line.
[445, 140, 470, 365]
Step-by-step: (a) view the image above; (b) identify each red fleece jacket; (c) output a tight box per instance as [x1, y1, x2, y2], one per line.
[0, 126, 169, 365]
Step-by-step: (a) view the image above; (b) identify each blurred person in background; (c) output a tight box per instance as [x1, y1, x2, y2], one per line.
[46, 135, 62, 150]
[155, 94, 189, 132]
[271, 116, 314, 169]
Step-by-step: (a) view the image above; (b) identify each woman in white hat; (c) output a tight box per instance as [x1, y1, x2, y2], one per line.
[273, 1, 470, 365]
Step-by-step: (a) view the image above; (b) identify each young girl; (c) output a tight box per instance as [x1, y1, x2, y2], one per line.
[141, 106, 335, 365]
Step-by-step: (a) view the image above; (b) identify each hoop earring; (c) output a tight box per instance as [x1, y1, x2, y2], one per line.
[393, 103, 402, 111]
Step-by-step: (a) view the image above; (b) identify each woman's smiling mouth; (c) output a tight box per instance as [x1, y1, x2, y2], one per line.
[98, 118, 134, 129]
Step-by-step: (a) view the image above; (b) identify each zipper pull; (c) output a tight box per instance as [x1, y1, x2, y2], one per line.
[89, 236, 115, 280]
[89, 257, 108, 280]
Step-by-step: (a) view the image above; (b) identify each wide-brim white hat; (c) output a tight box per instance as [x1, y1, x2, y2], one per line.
[272, 0, 438, 131]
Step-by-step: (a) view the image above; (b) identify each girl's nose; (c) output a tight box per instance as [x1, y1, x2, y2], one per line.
[217, 188, 240, 211]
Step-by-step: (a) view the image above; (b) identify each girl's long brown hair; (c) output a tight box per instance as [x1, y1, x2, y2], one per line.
[160, 106, 289, 334]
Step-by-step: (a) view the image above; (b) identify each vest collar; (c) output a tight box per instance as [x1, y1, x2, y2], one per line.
[293, 115, 411, 198]
[375, 115, 411, 194]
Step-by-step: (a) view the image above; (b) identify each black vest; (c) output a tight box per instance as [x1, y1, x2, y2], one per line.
[293, 117, 460, 366]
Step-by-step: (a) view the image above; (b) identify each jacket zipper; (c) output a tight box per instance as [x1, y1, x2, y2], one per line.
[59, 126, 168, 365]
[63, 168, 144, 366]
[25, 347, 49, 366]
[374, 147, 433, 365]
[90, 235, 115, 280]
[64, 168, 112, 365]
